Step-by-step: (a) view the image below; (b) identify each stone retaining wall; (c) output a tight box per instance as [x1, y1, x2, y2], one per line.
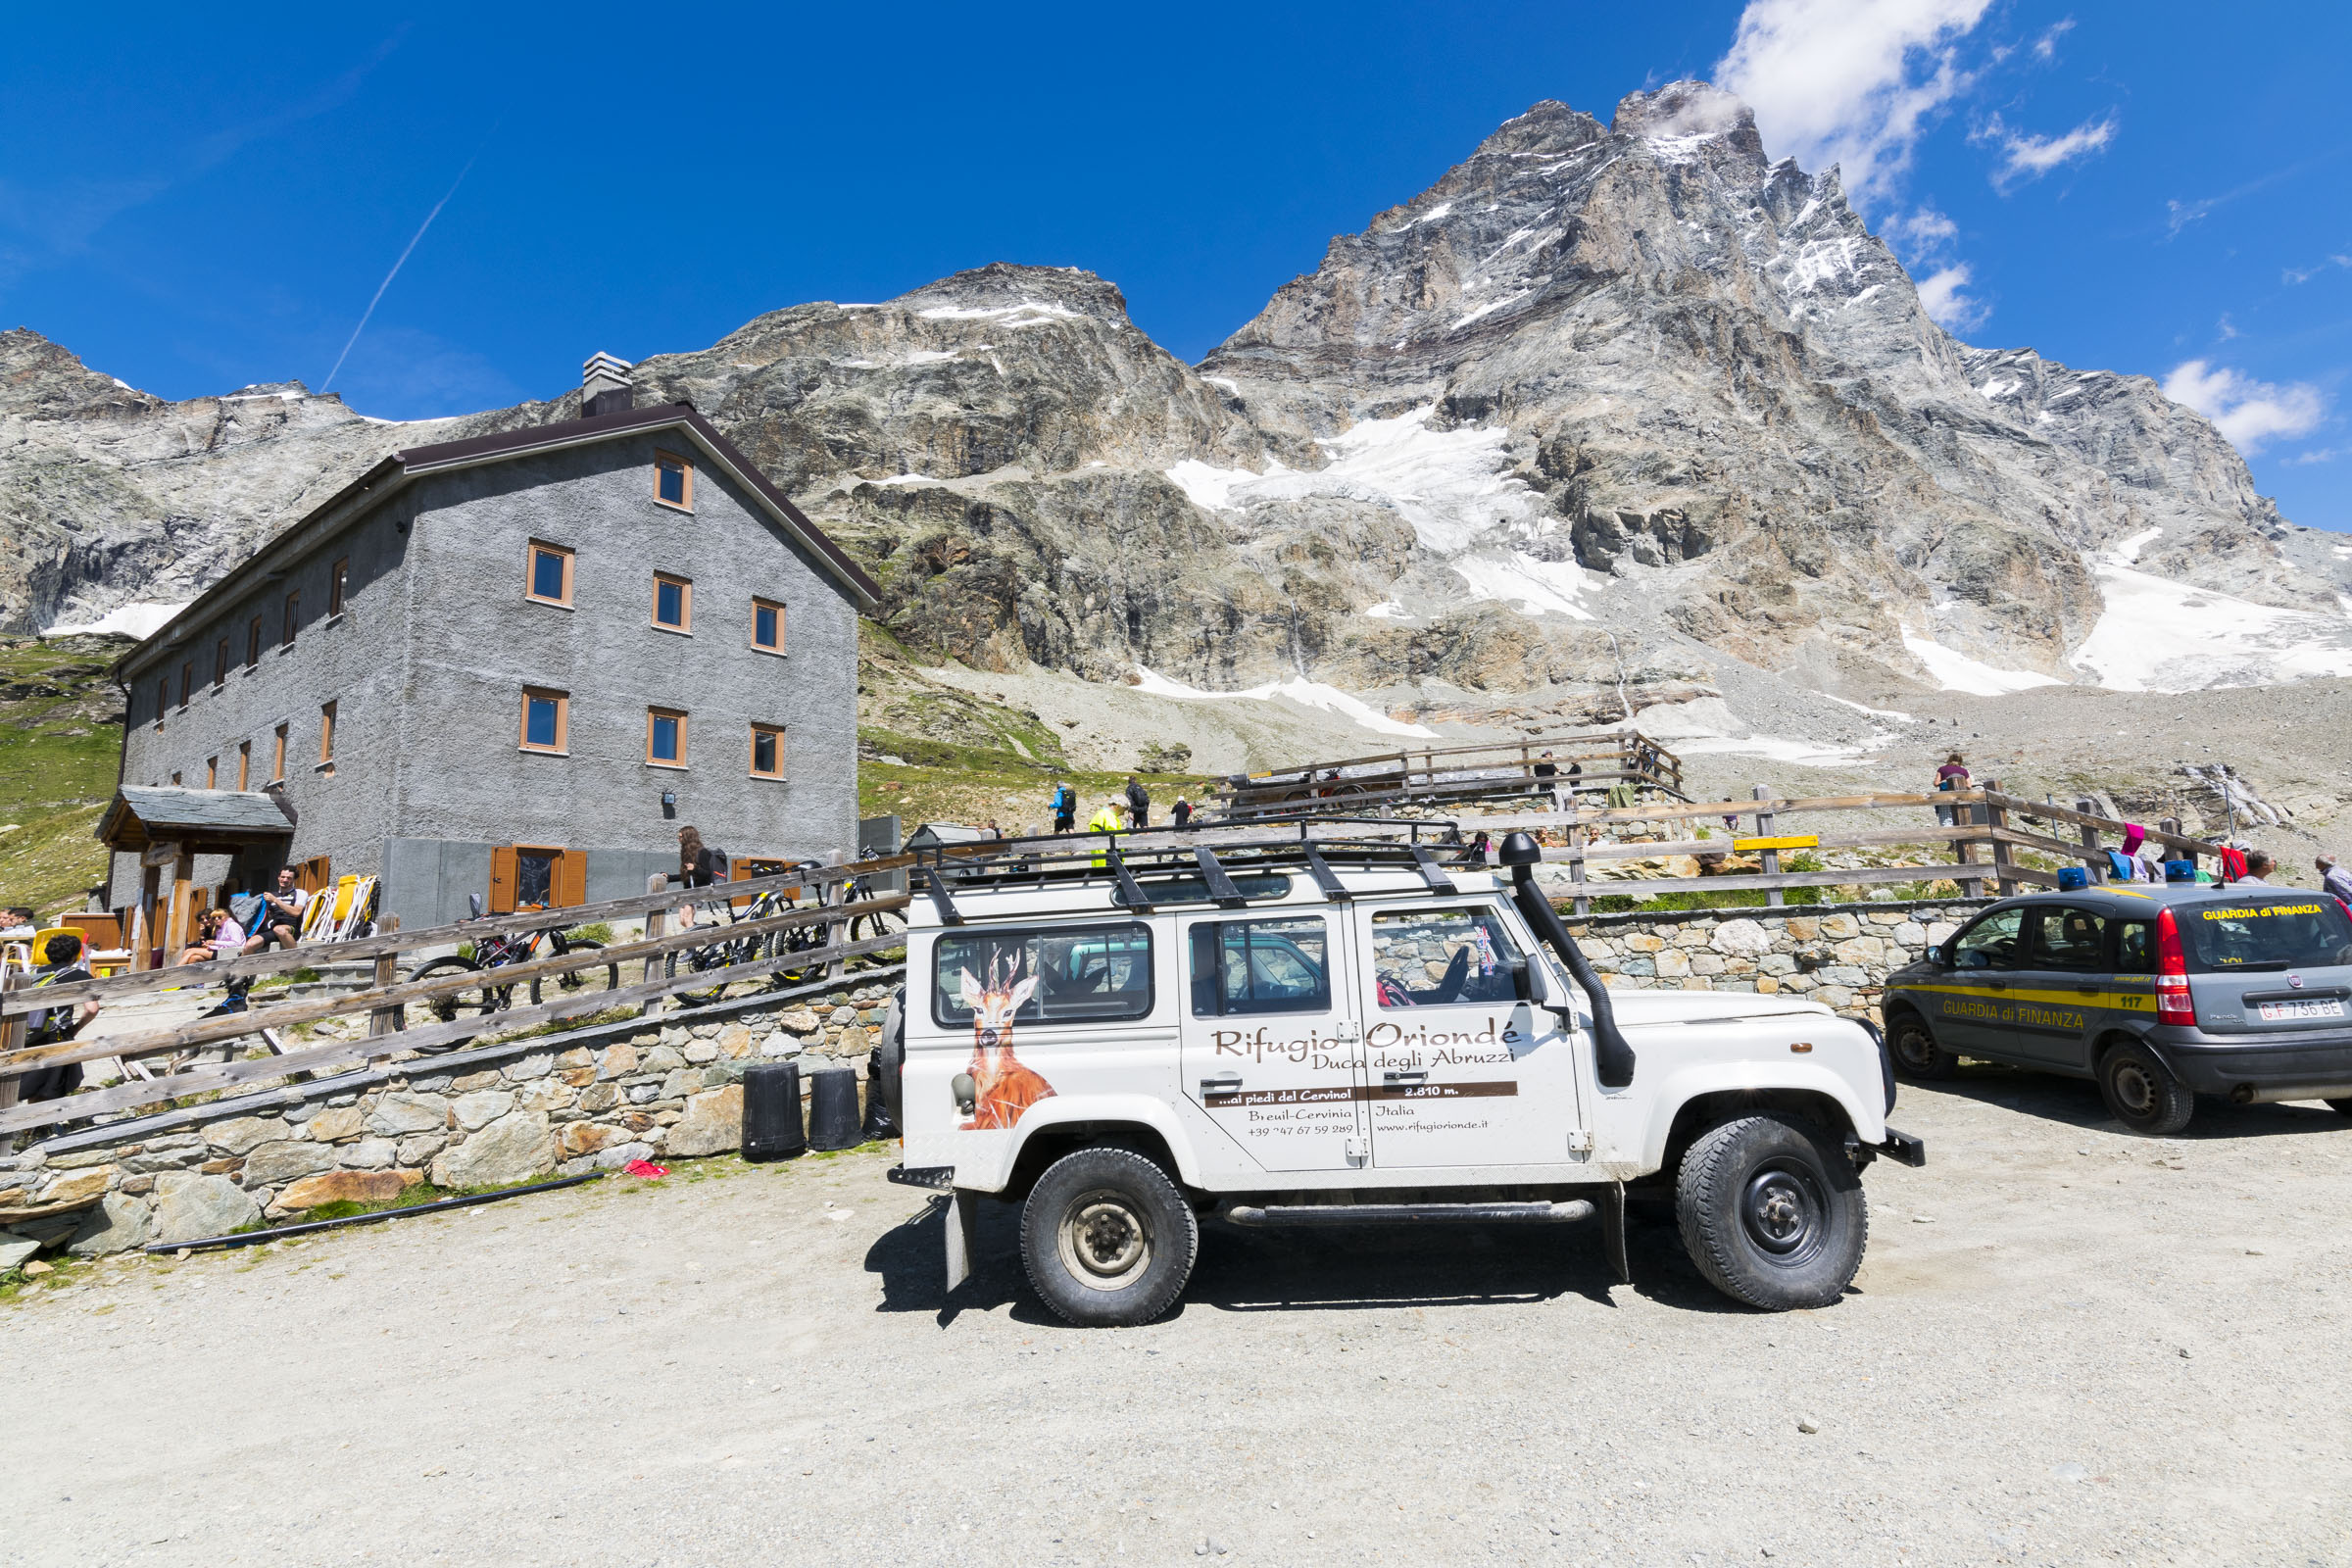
[1566, 898, 1987, 1020]
[1, 978, 895, 1260]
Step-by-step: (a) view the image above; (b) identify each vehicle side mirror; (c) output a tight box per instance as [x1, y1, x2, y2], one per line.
[1510, 955, 1537, 1003]
[952, 1072, 977, 1116]
[1934, 940, 1955, 968]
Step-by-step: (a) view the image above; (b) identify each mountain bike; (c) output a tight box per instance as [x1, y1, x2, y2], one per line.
[663, 868, 904, 1004]
[412, 906, 620, 1026]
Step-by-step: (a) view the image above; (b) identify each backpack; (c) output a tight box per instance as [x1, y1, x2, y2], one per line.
[705, 845, 729, 880]
[228, 892, 268, 932]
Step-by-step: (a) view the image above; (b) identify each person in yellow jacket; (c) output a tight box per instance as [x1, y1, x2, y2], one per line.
[1086, 799, 1128, 867]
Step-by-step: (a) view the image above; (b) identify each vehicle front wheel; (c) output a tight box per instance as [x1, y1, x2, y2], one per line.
[1020, 1147, 1198, 1328]
[2098, 1042, 2195, 1135]
[2327, 1099, 2352, 1118]
[1887, 1012, 1958, 1081]
[1676, 1112, 1868, 1311]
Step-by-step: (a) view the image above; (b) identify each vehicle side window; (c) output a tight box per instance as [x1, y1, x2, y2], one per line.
[2028, 906, 2108, 972]
[2115, 920, 2155, 974]
[932, 922, 1153, 1027]
[1951, 908, 2025, 970]
[1370, 906, 1522, 1007]
[1188, 916, 1331, 1016]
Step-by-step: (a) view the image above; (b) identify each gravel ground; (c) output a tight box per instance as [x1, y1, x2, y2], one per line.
[6, 1073, 2349, 1567]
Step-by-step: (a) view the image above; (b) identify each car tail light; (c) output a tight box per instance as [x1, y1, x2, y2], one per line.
[2155, 908, 2196, 1027]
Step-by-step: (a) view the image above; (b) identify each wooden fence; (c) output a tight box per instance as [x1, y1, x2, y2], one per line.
[1214, 729, 1684, 820]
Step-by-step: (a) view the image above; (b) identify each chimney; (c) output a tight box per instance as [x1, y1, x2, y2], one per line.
[581, 352, 634, 417]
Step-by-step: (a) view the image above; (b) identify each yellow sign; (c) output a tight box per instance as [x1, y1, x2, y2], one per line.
[1735, 834, 1819, 853]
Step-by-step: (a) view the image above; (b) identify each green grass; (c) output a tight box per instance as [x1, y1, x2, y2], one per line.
[564, 922, 614, 945]
[0, 635, 129, 918]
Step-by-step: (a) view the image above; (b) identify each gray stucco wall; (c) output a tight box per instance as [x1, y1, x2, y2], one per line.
[113, 425, 862, 926]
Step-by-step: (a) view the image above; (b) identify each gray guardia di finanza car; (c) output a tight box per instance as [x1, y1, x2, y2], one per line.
[1881, 882, 2352, 1134]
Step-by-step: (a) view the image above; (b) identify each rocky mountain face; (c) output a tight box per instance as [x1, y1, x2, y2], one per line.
[6, 82, 2344, 725]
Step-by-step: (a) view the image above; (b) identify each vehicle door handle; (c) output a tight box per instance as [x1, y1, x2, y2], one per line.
[1982, 980, 2006, 991]
[1384, 1071, 1428, 1084]
[1200, 1074, 1243, 1093]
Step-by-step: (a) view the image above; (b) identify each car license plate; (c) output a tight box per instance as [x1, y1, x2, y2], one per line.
[2257, 999, 2345, 1021]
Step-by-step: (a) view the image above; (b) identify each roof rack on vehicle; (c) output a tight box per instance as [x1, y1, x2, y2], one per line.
[905, 815, 1479, 926]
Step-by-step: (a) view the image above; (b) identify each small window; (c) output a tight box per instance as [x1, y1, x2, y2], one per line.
[750, 723, 786, 778]
[271, 723, 288, 784]
[206, 756, 219, 790]
[236, 741, 251, 792]
[2116, 920, 2155, 975]
[931, 923, 1155, 1028]
[327, 558, 349, 616]
[526, 541, 573, 607]
[2028, 906, 2109, 973]
[318, 700, 336, 765]
[178, 662, 192, 710]
[489, 844, 582, 913]
[1190, 916, 1332, 1016]
[752, 598, 785, 655]
[655, 451, 693, 511]
[647, 707, 688, 766]
[171, 771, 181, 786]
[520, 687, 569, 754]
[213, 639, 229, 690]
[653, 573, 692, 633]
[153, 679, 166, 731]
[1369, 907, 1524, 1008]
[281, 591, 299, 647]
[246, 615, 264, 668]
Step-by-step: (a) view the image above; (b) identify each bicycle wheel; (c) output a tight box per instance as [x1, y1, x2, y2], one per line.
[535, 939, 621, 1005]
[411, 956, 494, 1026]
[665, 943, 731, 1005]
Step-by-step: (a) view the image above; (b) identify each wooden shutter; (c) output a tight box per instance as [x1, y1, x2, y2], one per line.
[552, 850, 586, 909]
[488, 846, 518, 914]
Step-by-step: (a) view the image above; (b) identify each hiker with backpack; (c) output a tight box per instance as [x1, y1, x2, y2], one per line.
[1124, 774, 1151, 829]
[1050, 781, 1077, 834]
[21, 931, 100, 1102]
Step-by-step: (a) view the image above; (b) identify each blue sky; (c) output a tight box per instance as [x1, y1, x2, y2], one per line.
[3, 2, 2347, 527]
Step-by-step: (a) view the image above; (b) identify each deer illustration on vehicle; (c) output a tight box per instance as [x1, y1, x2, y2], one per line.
[957, 953, 1056, 1130]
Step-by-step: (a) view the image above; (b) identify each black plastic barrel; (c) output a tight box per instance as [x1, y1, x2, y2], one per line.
[741, 1061, 806, 1161]
[807, 1065, 862, 1152]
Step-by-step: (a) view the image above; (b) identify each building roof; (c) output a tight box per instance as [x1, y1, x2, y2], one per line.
[97, 787, 296, 852]
[119, 401, 881, 675]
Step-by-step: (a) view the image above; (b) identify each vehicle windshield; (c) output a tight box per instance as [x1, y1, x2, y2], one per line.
[2179, 900, 2352, 973]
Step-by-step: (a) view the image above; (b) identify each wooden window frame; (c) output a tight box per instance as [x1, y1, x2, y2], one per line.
[281, 591, 300, 649]
[654, 450, 694, 513]
[213, 639, 229, 690]
[206, 756, 219, 790]
[153, 678, 167, 731]
[318, 700, 337, 769]
[271, 723, 288, 785]
[519, 686, 570, 755]
[327, 558, 349, 617]
[178, 662, 192, 710]
[646, 707, 689, 769]
[750, 722, 786, 780]
[246, 614, 264, 668]
[652, 572, 693, 635]
[525, 540, 575, 609]
[236, 741, 251, 792]
[751, 597, 786, 656]
[171, 771, 181, 787]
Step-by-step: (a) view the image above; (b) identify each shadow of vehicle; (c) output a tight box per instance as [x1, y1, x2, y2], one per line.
[864, 1194, 1765, 1325]
[1908, 1061, 2351, 1141]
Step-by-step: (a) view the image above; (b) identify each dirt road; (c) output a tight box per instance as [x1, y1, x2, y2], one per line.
[6, 1070, 2348, 1566]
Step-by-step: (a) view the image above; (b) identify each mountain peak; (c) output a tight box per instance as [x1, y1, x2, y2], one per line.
[888, 263, 1131, 327]
[1611, 80, 1765, 162]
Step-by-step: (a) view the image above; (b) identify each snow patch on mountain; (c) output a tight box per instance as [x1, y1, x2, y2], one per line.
[2069, 564, 2352, 692]
[43, 601, 187, 639]
[1132, 666, 1436, 737]
[1901, 630, 2066, 696]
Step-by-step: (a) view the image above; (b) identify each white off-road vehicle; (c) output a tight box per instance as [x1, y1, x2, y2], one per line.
[880, 826, 1923, 1324]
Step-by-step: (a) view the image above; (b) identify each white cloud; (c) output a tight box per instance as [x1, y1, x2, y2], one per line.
[1881, 206, 1957, 260]
[2284, 447, 2340, 466]
[1979, 113, 2117, 188]
[2162, 360, 2328, 455]
[2032, 20, 2075, 61]
[1915, 264, 1989, 330]
[1715, 0, 1993, 206]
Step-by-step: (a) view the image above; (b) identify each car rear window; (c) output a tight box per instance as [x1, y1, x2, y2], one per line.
[932, 922, 1154, 1026]
[2180, 900, 2352, 972]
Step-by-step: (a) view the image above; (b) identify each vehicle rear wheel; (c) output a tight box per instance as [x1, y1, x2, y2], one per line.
[1676, 1112, 1867, 1311]
[1887, 1012, 1958, 1081]
[2097, 1041, 2195, 1136]
[2327, 1099, 2352, 1118]
[1020, 1147, 1198, 1328]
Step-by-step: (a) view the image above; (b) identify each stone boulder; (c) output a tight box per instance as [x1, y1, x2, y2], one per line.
[1711, 918, 1775, 957]
[367, 1092, 447, 1136]
[150, 1173, 261, 1245]
[242, 1140, 336, 1187]
[430, 1110, 555, 1189]
[203, 1116, 288, 1154]
[450, 1090, 515, 1131]
[274, 1170, 413, 1210]
[305, 1105, 367, 1143]
[663, 1085, 745, 1158]
[68, 1193, 151, 1255]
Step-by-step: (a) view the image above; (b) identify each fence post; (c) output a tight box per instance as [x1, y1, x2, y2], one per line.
[641, 872, 669, 1019]
[1984, 777, 2016, 896]
[0, 970, 23, 1111]
[367, 915, 403, 1036]
[824, 851, 850, 982]
[2159, 816, 2183, 877]
[1564, 798, 1591, 920]
[2074, 799, 2104, 883]
[1752, 785, 1785, 908]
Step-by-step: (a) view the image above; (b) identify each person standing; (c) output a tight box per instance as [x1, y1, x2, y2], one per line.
[1934, 753, 1969, 827]
[1171, 797, 1193, 829]
[675, 825, 724, 928]
[1050, 781, 1076, 835]
[2238, 850, 2275, 886]
[1533, 751, 1569, 813]
[2319, 854, 2352, 905]
[1124, 774, 1151, 829]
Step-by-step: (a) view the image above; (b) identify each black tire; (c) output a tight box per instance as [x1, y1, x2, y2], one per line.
[2098, 1041, 2195, 1135]
[2326, 1099, 2352, 1118]
[665, 944, 732, 1005]
[1019, 1147, 1199, 1328]
[1886, 1011, 1958, 1081]
[535, 939, 619, 1005]
[411, 956, 491, 1025]
[1675, 1112, 1868, 1311]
